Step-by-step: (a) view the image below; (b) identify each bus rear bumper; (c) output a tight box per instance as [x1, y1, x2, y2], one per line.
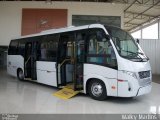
[136, 84, 152, 96]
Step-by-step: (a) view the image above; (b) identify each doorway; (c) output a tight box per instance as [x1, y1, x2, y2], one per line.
[57, 32, 84, 90]
[24, 41, 38, 80]
[57, 34, 74, 87]
[24, 42, 32, 78]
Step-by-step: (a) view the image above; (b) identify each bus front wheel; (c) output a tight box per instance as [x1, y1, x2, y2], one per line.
[88, 79, 107, 101]
[17, 69, 24, 81]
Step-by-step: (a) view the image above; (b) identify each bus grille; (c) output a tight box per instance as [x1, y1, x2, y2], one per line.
[138, 71, 151, 86]
[138, 71, 150, 79]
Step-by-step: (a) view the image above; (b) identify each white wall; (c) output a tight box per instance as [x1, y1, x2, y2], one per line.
[140, 39, 160, 75]
[0, 1, 124, 46]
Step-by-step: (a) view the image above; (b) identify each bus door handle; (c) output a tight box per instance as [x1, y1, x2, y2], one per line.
[47, 71, 52, 73]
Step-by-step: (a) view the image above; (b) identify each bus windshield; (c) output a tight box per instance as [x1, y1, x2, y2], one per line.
[105, 26, 148, 62]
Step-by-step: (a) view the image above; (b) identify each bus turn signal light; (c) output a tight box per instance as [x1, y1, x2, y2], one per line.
[118, 79, 125, 82]
[111, 86, 116, 89]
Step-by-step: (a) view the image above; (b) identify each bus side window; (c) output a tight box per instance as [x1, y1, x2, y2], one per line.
[18, 40, 25, 56]
[8, 40, 19, 55]
[87, 29, 117, 69]
[40, 34, 59, 61]
[88, 35, 98, 63]
[40, 43, 47, 60]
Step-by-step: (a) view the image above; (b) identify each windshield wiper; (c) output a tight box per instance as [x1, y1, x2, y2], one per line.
[135, 51, 149, 61]
[137, 52, 144, 55]
[120, 50, 145, 62]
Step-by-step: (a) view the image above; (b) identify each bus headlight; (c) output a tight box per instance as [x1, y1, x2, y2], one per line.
[122, 71, 137, 79]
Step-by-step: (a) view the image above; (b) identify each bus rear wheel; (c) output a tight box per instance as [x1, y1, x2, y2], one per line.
[17, 69, 24, 81]
[88, 79, 107, 101]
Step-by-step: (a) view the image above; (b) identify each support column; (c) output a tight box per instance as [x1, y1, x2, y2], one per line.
[140, 25, 143, 40]
[158, 19, 160, 39]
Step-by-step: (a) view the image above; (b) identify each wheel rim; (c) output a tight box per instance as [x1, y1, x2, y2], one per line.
[19, 70, 24, 79]
[91, 82, 103, 97]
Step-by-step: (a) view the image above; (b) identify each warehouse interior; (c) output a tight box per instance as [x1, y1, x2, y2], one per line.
[0, 0, 160, 115]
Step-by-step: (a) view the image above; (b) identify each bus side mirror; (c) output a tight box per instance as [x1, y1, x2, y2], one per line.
[136, 39, 139, 44]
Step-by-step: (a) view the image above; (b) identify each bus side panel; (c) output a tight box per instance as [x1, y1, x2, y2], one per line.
[83, 64, 118, 96]
[7, 55, 24, 77]
[36, 61, 57, 87]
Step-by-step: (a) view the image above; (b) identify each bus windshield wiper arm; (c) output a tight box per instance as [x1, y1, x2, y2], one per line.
[135, 51, 149, 61]
[121, 49, 137, 55]
[120, 50, 144, 61]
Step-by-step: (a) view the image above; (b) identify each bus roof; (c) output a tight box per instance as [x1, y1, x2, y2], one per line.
[14, 24, 104, 39]
[13, 24, 105, 40]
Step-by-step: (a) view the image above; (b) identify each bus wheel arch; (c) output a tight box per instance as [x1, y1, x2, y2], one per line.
[17, 68, 24, 80]
[86, 78, 107, 101]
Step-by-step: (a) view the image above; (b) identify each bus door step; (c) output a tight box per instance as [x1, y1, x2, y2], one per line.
[24, 78, 32, 80]
[53, 87, 79, 100]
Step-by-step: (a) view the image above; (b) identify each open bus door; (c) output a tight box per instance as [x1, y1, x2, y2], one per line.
[56, 32, 84, 91]
[74, 33, 84, 91]
[24, 41, 38, 80]
[24, 42, 32, 79]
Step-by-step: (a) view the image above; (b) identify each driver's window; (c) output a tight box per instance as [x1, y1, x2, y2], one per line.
[87, 29, 117, 69]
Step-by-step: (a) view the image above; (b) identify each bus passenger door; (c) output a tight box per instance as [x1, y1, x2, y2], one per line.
[72, 33, 86, 90]
[57, 32, 85, 91]
[24, 41, 38, 80]
[57, 34, 70, 87]
[57, 33, 77, 89]
[24, 42, 32, 79]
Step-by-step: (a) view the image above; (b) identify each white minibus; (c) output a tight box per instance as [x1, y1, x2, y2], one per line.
[7, 24, 152, 100]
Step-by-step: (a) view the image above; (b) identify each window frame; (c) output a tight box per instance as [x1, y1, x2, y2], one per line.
[8, 40, 19, 55]
[75, 29, 88, 63]
[86, 28, 118, 70]
[39, 34, 60, 62]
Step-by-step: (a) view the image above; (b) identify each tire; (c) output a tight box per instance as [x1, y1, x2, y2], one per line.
[17, 69, 24, 81]
[88, 79, 107, 101]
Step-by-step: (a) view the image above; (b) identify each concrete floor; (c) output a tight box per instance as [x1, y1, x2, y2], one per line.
[0, 69, 160, 114]
[153, 75, 160, 84]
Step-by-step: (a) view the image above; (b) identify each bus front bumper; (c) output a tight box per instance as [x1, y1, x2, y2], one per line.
[136, 84, 152, 96]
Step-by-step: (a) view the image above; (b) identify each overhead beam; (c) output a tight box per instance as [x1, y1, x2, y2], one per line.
[124, 11, 155, 20]
[125, 0, 160, 25]
[136, 0, 142, 4]
[125, 22, 139, 25]
[124, 23, 139, 28]
[113, 0, 160, 6]
[128, 15, 160, 32]
[122, 0, 128, 3]
[144, 0, 151, 4]
[124, 0, 137, 12]
[125, 11, 155, 17]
